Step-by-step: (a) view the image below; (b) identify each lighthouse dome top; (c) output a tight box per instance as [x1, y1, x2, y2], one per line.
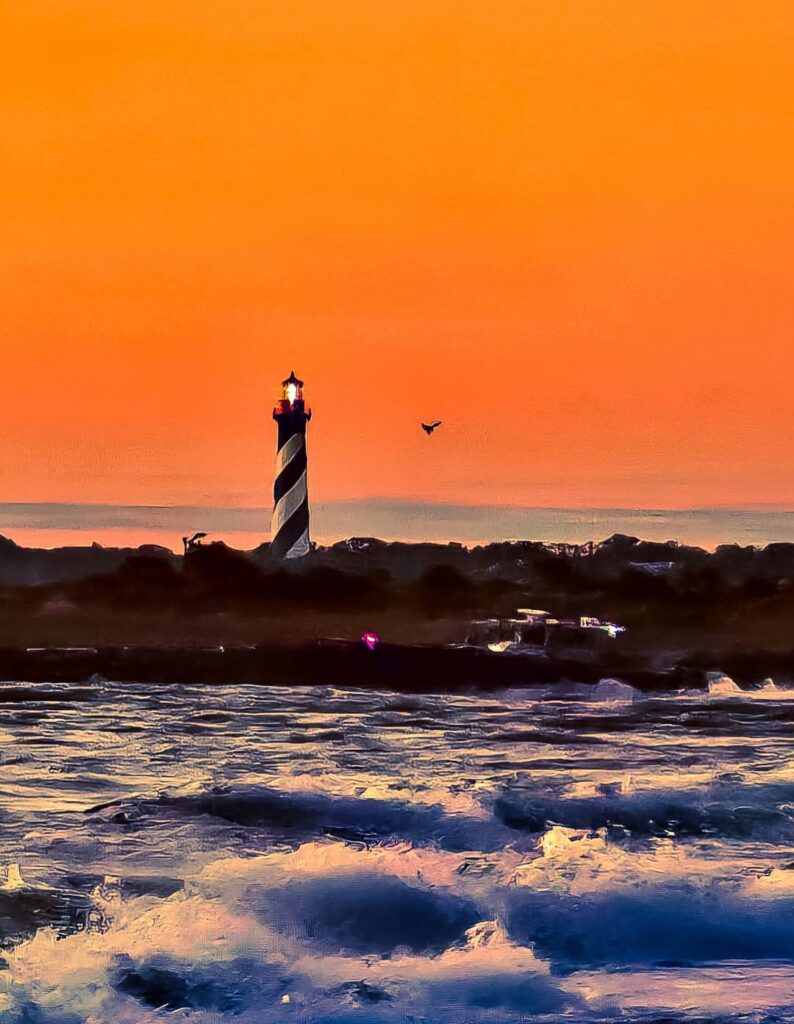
[282, 370, 304, 388]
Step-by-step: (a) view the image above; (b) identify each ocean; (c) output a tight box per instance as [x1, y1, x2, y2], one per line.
[2, 501, 794, 551]
[1, 679, 794, 1021]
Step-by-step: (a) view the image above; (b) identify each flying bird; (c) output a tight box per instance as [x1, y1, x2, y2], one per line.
[421, 421, 442, 435]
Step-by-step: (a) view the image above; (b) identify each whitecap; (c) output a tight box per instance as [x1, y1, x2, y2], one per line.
[707, 671, 743, 696]
[592, 678, 640, 702]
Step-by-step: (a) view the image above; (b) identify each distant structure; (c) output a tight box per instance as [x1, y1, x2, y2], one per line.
[272, 370, 312, 559]
[466, 608, 626, 653]
[182, 532, 207, 555]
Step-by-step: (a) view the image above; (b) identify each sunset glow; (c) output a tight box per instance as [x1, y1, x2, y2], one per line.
[2, 1, 793, 509]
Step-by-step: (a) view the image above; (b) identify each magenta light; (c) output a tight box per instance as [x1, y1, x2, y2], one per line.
[361, 632, 380, 650]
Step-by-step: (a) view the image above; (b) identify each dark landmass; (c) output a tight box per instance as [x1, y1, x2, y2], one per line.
[0, 642, 689, 694]
[1, 532, 793, 690]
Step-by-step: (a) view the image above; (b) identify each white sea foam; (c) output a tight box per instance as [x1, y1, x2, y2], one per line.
[707, 671, 743, 696]
[1, 681, 794, 1021]
[592, 678, 640, 702]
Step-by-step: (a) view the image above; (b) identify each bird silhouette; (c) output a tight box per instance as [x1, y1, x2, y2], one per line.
[421, 421, 442, 435]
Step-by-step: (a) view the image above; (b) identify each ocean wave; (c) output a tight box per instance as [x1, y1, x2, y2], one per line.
[7, 839, 794, 1022]
[0, 875, 92, 950]
[255, 872, 479, 955]
[506, 886, 794, 969]
[110, 953, 283, 1014]
[109, 784, 523, 853]
[495, 780, 794, 839]
[5, 682, 794, 1021]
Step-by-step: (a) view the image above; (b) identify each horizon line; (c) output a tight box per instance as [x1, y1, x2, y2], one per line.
[2, 499, 794, 515]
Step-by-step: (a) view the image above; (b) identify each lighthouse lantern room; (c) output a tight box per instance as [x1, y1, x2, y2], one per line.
[279, 369, 305, 409]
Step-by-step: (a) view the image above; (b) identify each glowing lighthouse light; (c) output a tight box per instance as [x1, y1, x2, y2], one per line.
[281, 370, 303, 408]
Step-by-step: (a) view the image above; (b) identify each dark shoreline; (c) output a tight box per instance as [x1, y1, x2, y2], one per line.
[0, 639, 785, 694]
[1, 531, 793, 693]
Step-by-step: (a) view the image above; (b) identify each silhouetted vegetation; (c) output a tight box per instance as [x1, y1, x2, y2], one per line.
[71, 555, 181, 609]
[410, 565, 475, 614]
[1, 533, 794, 665]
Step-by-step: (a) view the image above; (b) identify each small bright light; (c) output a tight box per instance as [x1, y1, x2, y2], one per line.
[286, 383, 298, 404]
[361, 631, 380, 650]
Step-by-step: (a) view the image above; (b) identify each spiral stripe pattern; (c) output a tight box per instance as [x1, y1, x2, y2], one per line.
[271, 419, 310, 559]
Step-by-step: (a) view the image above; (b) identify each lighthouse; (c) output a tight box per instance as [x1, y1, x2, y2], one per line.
[271, 370, 312, 559]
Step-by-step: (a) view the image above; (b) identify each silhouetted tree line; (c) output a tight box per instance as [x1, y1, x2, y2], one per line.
[51, 544, 513, 616]
[2, 533, 794, 618]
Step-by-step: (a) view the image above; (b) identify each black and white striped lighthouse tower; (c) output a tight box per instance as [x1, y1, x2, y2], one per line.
[271, 370, 312, 559]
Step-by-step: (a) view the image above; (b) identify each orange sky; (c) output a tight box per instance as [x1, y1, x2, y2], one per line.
[1, 1, 793, 510]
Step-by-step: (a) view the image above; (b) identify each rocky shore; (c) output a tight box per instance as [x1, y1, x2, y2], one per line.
[0, 639, 789, 694]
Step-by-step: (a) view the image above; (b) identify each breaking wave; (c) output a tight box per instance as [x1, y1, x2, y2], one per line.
[136, 785, 521, 852]
[495, 780, 794, 839]
[0, 680, 794, 1021]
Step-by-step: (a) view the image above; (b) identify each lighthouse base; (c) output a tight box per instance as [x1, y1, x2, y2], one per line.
[281, 529, 311, 559]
